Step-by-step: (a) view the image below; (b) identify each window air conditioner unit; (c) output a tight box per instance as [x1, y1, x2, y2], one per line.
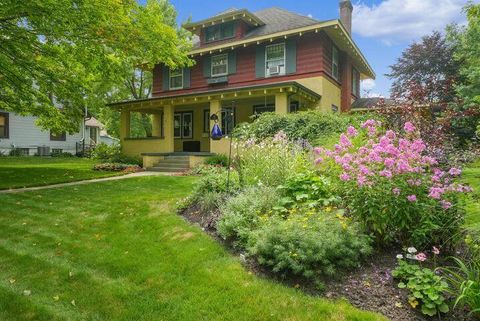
[268, 66, 280, 75]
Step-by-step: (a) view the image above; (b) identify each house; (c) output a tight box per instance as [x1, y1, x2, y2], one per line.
[109, 1, 375, 170]
[0, 110, 116, 156]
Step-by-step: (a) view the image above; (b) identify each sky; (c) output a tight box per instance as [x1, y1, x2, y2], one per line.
[140, 0, 473, 97]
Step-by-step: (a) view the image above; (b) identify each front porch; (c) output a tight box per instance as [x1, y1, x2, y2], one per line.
[113, 82, 321, 166]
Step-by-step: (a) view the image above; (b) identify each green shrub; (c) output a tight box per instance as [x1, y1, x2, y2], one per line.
[217, 186, 280, 246]
[51, 151, 75, 157]
[204, 154, 229, 167]
[192, 166, 240, 198]
[234, 111, 373, 144]
[393, 259, 449, 316]
[236, 133, 312, 187]
[275, 171, 339, 213]
[248, 210, 372, 278]
[91, 143, 141, 166]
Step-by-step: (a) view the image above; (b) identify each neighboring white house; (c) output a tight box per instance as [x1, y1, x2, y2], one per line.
[0, 110, 117, 156]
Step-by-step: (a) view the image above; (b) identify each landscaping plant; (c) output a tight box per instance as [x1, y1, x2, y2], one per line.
[315, 120, 472, 247]
[204, 154, 229, 167]
[393, 249, 450, 317]
[248, 209, 372, 278]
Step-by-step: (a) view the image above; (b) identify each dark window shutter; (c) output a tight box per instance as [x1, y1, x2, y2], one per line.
[255, 45, 266, 78]
[183, 68, 191, 88]
[162, 66, 170, 91]
[203, 56, 211, 78]
[228, 51, 237, 74]
[285, 39, 297, 74]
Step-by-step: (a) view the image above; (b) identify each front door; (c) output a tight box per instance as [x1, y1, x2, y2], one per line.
[174, 112, 193, 139]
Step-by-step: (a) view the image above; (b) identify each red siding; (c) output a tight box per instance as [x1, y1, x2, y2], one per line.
[152, 31, 354, 110]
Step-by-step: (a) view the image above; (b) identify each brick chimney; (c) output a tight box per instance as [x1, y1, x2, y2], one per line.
[340, 0, 353, 35]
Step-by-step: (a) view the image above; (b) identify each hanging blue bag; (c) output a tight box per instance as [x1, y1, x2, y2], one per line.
[211, 123, 223, 140]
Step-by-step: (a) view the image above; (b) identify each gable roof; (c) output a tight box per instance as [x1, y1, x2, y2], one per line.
[245, 7, 319, 38]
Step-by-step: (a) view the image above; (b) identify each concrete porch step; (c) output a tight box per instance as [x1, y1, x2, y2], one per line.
[153, 162, 190, 169]
[147, 166, 189, 173]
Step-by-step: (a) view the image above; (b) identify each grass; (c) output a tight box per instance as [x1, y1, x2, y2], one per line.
[0, 175, 386, 321]
[462, 160, 480, 234]
[0, 157, 123, 190]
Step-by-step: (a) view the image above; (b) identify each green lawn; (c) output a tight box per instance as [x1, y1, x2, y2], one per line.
[0, 175, 385, 321]
[0, 157, 123, 190]
[463, 160, 480, 233]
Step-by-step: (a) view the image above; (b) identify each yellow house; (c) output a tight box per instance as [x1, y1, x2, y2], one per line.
[109, 2, 375, 170]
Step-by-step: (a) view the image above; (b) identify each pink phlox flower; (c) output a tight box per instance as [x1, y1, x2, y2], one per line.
[428, 187, 444, 199]
[404, 122, 416, 133]
[398, 139, 410, 151]
[367, 126, 377, 137]
[421, 156, 438, 166]
[380, 170, 393, 178]
[313, 147, 324, 155]
[361, 119, 378, 129]
[342, 164, 353, 171]
[358, 146, 369, 155]
[432, 246, 440, 255]
[340, 173, 351, 181]
[448, 168, 462, 176]
[384, 158, 395, 168]
[407, 195, 417, 202]
[315, 157, 324, 164]
[339, 134, 353, 148]
[411, 139, 426, 153]
[385, 130, 396, 140]
[397, 159, 411, 173]
[357, 175, 367, 186]
[392, 188, 401, 196]
[415, 252, 427, 262]
[346, 126, 358, 137]
[359, 165, 371, 176]
[433, 168, 445, 177]
[440, 200, 452, 209]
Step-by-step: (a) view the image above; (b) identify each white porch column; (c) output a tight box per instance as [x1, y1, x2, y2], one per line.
[275, 92, 289, 114]
[163, 105, 174, 152]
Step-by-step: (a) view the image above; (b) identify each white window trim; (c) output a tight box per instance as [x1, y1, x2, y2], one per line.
[169, 69, 183, 90]
[211, 53, 228, 77]
[332, 46, 339, 81]
[265, 43, 286, 78]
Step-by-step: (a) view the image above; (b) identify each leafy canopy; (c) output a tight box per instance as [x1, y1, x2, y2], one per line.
[0, 0, 191, 133]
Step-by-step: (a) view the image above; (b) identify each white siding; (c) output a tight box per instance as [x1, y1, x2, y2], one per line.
[0, 110, 83, 155]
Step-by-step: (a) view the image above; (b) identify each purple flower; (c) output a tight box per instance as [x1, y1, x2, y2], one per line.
[340, 173, 351, 181]
[379, 170, 392, 178]
[339, 134, 352, 148]
[392, 188, 401, 196]
[407, 195, 417, 202]
[404, 122, 416, 133]
[432, 246, 440, 255]
[448, 168, 462, 176]
[440, 200, 452, 209]
[346, 126, 358, 137]
[415, 252, 427, 262]
[428, 187, 444, 199]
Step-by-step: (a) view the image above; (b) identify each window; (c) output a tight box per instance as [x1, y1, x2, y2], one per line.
[169, 69, 183, 90]
[253, 104, 275, 115]
[51, 149, 63, 155]
[221, 107, 235, 135]
[0, 112, 8, 138]
[211, 54, 228, 77]
[332, 46, 340, 81]
[89, 126, 98, 143]
[205, 22, 235, 43]
[174, 112, 193, 139]
[50, 131, 66, 141]
[331, 104, 339, 113]
[265, 43, 286, 77]
[289, 102, 299, 113]
[352, 68, 360, 97]
[203, 109, 210, 133]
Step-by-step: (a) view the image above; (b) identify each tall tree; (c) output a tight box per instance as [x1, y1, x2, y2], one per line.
[0, 0, 191, 133]
[386, 31, 459, 104]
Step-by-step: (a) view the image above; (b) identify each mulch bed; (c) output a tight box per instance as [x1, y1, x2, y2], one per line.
[179, 205, 475, 321]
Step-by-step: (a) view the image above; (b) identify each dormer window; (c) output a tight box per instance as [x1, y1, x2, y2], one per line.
[169, 69, 183, 90]
[205, 22, 235, 43]
[265, 43, 286, 77]
[211, 54, 228, 77]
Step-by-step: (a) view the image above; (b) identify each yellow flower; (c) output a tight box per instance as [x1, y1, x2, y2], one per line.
[408, 298, 419, 309]
[325, 207, 332, 212]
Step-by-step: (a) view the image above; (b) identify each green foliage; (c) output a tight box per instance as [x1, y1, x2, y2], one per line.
[0, 0, 192, 133]
[392, 260, 450, 316]
[204, 154, 229, 167]
[442, 236, 480, 317]
[275, 172, 339, 213]
[192, 166, 240, 197]
[236, 133, 312, 187]
[248, 210, 372, 278]
[217, 186, 280, 246]
[233, 111, 368, 144]
[91, 143, 141, 166]
[93, 163, 142, 172]
[50, 151, 75, 158]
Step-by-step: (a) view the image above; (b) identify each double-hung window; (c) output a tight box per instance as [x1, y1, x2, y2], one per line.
[265, 43, 286, 77]
[205, 22, 234, 43]
[211, 54, 228, 77]
[0, 112, 8, 138]
[50, 131, 66, 141]
[169, 69, 183, 90]
[332, 46, 340, 81]
[352, 67, 360, 97]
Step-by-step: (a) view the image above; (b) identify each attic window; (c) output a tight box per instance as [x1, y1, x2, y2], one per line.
[205, 22, 235, 42]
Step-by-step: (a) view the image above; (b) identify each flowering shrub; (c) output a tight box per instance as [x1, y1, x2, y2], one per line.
[236, 131, 312, 187]
[248, 209, 372, 278]
[93, 163, 143, 173]
[315, 120, 471, 247]
[393, 248, 449, 317]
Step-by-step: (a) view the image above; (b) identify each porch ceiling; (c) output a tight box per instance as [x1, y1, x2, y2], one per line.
[108, 81, 321, 112]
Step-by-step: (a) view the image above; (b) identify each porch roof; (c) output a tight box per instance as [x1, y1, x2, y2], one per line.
[108, 81, 321, 112]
